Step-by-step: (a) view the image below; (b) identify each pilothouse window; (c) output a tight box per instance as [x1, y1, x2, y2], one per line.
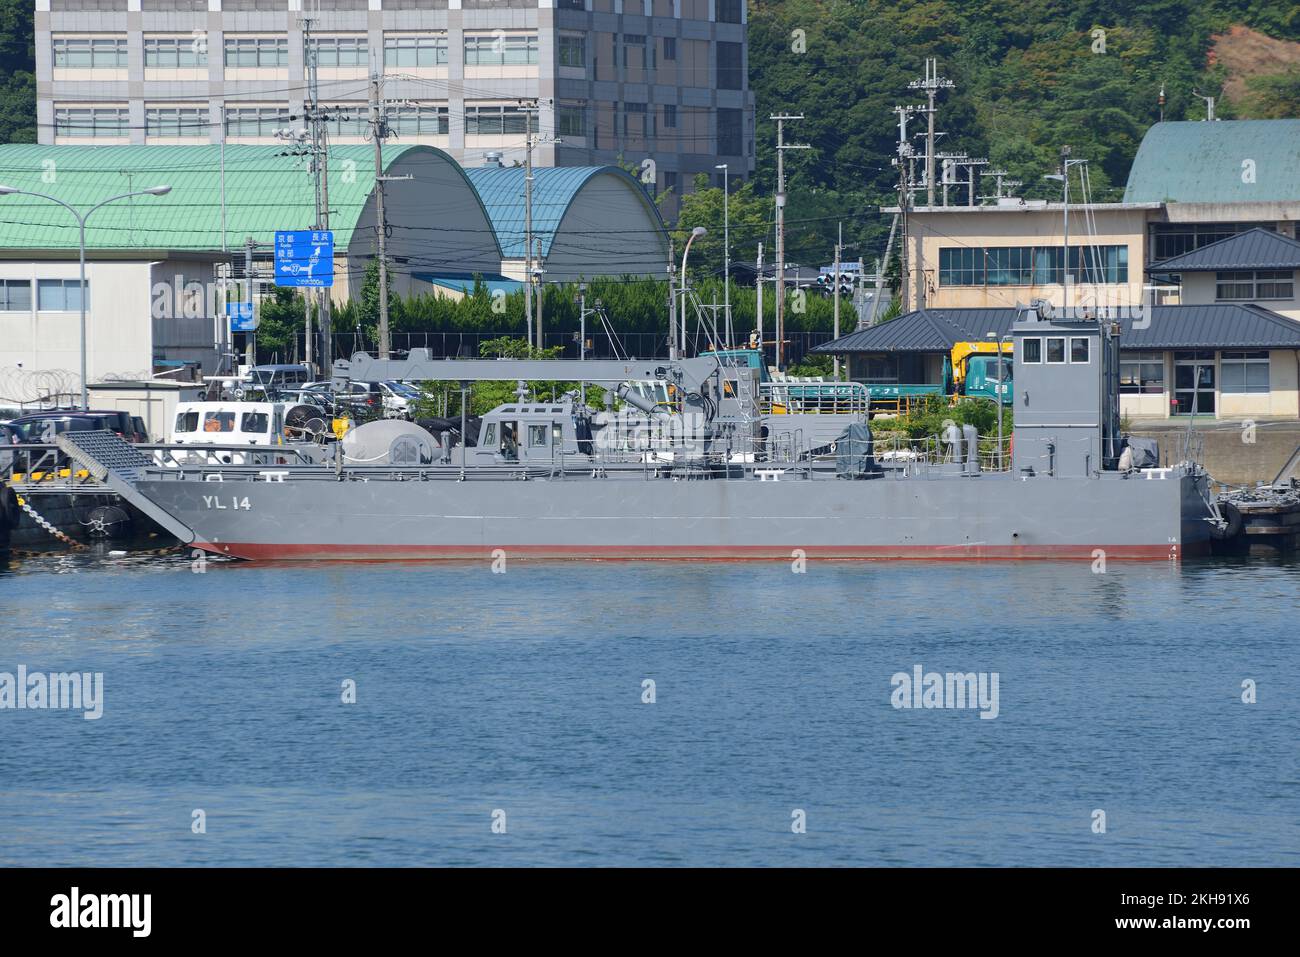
[175, 411, 198, 433]
[1069, 338, 1090, 363]
[203, 411, 236, 432]
[1046, 338, 1066, 364]
[1022, 338, 1041, 363]
[241, 412, 270, 433]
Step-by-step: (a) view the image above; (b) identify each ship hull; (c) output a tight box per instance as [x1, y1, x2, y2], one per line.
[136, 470, 1215, 562]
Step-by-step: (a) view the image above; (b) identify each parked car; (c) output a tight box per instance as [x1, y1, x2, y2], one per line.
[6, 412, 120, 443]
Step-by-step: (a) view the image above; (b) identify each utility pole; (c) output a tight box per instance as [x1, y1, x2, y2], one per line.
[755, 242, 763, 354]
[244, 237, 256, 368]
[667, 240, 677, 360]
[300, 15, 334, 370]
[832, 222, 842, 381]
[522, 99, 537, 350]
[771, 113, 808, 370]
[892, 105, 923, 312]
[371, 73, 391, 359]
[535, 237, 544, 350]
[908, 58, 953, 208]
[368, 73, 413, 360]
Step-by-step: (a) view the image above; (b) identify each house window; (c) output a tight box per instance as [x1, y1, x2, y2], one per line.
[146, 106, 208, 137]
[310, 36, 368, 68]
[144, 36, 208, 68]
[37, 279, 86, 312]
[384, 35, 447, 67]
[389, 104, 449, 136]
[1021, 338, 1042, 364]
[1216, 271, 1255, 301]
[1220, 351, 1270, 394]
[662, 104, 677, 129]
[464, 104, 528, 134]
[1216, 270, 1294, 301]
[558, 35, 585, 68]
[663, 37, 677, 61]
[1045, 338, 1066, 363]
[1119, 351, 1164, 394]
[464, 33, 538, 66]
[52, 36, 128, 68]
[54, 107, 128, 138]
[1069, 337, 1090, 363]
[224, 37, 289, 68]
[0, 280, 32, 312]
[938, 247, 981, 286]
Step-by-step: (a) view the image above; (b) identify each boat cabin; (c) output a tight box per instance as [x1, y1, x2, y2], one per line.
[469, 397, 589, 465]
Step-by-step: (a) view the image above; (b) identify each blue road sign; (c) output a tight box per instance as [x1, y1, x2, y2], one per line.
[226, 301, 257, 332]
[274, 230, 334, 288]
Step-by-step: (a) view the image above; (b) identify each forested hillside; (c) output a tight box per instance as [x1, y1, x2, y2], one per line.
[732, 0, 1300, 267]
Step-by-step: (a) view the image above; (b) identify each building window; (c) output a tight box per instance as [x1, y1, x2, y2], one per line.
[937, 245, 1128, 286]
[310, 36, 368, 68]
[384, 34, 447, 67]
[1150, 223, 1266, 262]
[1021, 338, 1042, 363]
[389, 104, 449, 136]
[1120, 351, 1163, 394]
[224, 37, 289, 68]
[146, 106, 208, 137]
[54, 107, 128, 138]
[464, 104, 528, 135]
[662, 104, 677, 129]
[224, 105, 291, 138]
[716, 0, 742, 23]
[716, 41, 743, 90]
[663, 171, 678, 194]
[1220, 351, 1270, 394]
[556, 0, 585, 8]
[986, 247, 1032, 286]
[557, 105, 586, 137]
[623, 101, 646, 136]
[52, 36, 128, 68]
[938, 247, 981, 286]
[1215, 270, 1294, 301]
[663, 37, 677, 61]
[717, 107, 742, 156]
[144, 36, 208, 68]
[37, 279, 86, 312]
[464, 33, 538, 66]
[0, 280, 33, 312]
[558, 35, 585, 68]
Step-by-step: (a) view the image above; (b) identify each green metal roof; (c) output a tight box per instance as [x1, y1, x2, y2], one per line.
[1123, 120, 1300, 204]
[0, 143, 440, 252]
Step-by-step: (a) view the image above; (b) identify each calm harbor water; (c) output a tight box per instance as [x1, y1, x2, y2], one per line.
[1, 549, 1297, 867]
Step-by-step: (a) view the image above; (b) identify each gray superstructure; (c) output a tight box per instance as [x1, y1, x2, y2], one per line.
[58, 307, 1223, 561]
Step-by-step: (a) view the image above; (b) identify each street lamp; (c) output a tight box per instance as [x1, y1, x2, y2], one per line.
[0, 184, 172, 410]
[714, 163, 729, 347]
[680, 226, 707, 356]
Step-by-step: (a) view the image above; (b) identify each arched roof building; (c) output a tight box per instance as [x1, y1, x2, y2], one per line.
[464, 165, 669, 284]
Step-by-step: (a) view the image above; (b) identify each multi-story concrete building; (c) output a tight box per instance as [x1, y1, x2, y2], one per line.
[33, 0, 754, 217]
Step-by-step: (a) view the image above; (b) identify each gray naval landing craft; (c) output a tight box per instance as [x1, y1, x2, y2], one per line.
[60, 307, 1224, 561]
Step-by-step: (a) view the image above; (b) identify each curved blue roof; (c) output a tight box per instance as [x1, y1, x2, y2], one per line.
[464, 165, 663, 260]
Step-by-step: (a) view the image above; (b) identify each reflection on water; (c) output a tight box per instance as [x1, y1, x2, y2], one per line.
[1, 549, 1297, 866]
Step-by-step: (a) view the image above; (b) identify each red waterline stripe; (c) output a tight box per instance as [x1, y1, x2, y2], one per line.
[196, 541, 1193, 562]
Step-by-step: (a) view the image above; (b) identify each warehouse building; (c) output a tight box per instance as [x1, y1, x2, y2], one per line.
[0, 142, 668, 400]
